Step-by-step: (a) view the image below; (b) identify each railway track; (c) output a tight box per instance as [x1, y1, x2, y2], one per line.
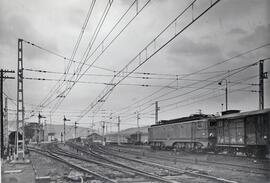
[48, 144, 181, 183]
[105, 144, 270, 175]
[28, 146, 116, 183]
[66, 142, 238, 183]
[115, 144, 269, 161]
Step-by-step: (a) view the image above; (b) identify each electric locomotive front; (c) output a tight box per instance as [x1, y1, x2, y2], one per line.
[149, 114, 215, 151]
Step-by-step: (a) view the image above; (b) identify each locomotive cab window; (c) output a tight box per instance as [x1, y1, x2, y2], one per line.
[197, 121, 203, 129]
[209, 121, 217, 127]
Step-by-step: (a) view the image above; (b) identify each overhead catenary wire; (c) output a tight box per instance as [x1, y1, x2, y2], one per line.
[116, 60, 260, 116]
[23, 53, 269, 125]
[121, 78, 268, 123]
[22, 29, 270, 119]
[23, 0, 97, 117]
[116, 51, 270, 114]
[25, 0, 150, 117]
[23, 68, 231, 81]
[158, 61, 258, 103]
[75, 0, 221, 123]
[50, 0, 97, 111]
[23, 76, 231, 90]
[50, 0, 114, 113]
[49, 0, 151, 115]
[159, 84, 264, 114]
[24, 0, 115, 118]
[65, 0, 97, 75]
[114, 48, 270, 116]
[160, 74, 265, 113]
[26, 67, 260, 86]
[19, 1, 270, 130]
[119, 67, 267, 121]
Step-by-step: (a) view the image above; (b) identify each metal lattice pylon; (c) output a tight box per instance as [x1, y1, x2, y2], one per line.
[16, 39, 25, 159]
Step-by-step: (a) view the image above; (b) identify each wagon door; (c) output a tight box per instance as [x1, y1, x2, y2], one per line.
[191, 122, 196, 142]
[256, 114, 268, 145]
[246, 116, 256, 145]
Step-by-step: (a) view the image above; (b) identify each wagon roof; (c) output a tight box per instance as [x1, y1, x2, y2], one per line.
[151, 114, 213, 127]
[216, 108, 270, 120]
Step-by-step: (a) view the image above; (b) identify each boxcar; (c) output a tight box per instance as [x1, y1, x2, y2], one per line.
[215, 108, 270, 157]
[148, 114, 215, 151]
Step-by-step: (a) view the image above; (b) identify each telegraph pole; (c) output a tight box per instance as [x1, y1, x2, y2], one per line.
[102, 121, 105, 146]
[117, 116, 120, 145]
[218, 79, 228, 111]
[4, 97, 8, 148]
[38, 113, 46, 143]
[136, 112, 140, 143]
[63, 115, 70, 142]
[105, 122, 108, 135]
[44, 120, 47, 142]
[155, 101, 160, 124]
[60, 132, 63, 143]
[1, 69, 15, 159]
[259, 60, 268, 110]
[225, 79, 228, 111]
[1, 70, 3, 159]
[74, 121, 78, 138]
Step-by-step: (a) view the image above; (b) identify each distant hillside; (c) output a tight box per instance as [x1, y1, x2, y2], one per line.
[46, 124, 89, 140]
[8, 120, 149, 140]
[111, 125, 149, 136]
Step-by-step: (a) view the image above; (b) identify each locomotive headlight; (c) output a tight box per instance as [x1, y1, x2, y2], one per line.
[202, 132, 206, 136]
[264, 135, 267, 140]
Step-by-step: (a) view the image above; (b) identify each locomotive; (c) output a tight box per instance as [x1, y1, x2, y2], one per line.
[148, 108, 270, 158]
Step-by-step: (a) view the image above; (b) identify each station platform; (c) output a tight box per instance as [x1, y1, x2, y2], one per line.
[1, 155, 35, 183]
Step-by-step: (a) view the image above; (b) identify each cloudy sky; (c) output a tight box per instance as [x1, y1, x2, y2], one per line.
[1, 0, 270, 134]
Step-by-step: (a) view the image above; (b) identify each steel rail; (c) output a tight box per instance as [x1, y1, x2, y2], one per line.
[66, 142, 179, 183]
[49, 145, 141, 177]
[28, 146, 116, 183]
[106, 145, 270, 175]
[83, 143, 239, 183]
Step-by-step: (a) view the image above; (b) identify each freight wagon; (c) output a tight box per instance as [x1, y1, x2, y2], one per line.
[215, 108, 270, 157]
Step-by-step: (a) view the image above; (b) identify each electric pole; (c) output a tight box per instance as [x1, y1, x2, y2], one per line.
[4, 97, 8, 148]
[38, 113, 46, 144]
[259, 60, 268, 110]
[136, 112, 140, 144]
[44, 120, 47, 142]
[60, 132, 63, 143]
[63, 115, 70, 142]
[117, 116, 120, 145]
[74, 121, 78, 138]
[0, 69, 15, 159]
[155, 101, 160, 124]
[218, 79, 228, 111]
[102, 121, 105, 146]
